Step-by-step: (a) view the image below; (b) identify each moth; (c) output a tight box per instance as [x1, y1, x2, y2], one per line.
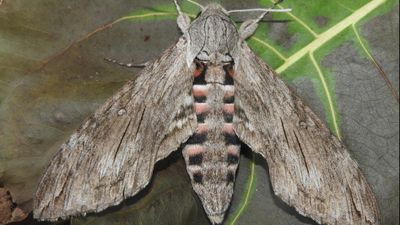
[34, 1, 380, 225]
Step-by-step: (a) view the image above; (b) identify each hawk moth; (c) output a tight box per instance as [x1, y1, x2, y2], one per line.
[33, 1, 380, 225]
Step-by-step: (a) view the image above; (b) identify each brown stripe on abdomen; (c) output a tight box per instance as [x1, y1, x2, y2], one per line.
[193, 61, 207, 85]
[184, 63, 241, 195]
[223, 85, 234, 104]
[193, 85, 208, 117]
[194, 102, 208, 123]
[223, 64, 234, 85]
[222, 105, 237, 142]
[227, 171, 235, 183]
[227, 154, 239, 165]
[222, 123, 240, 145]
[223, 103, 234, 114]
[193, 172, 203, 183]
[223, 112, 233, 122]
[222, 122, 240, 167]
[194, 103, 208, 114]
[189, 154, 203, 165]
[186, 132, 207, 145]
[193, 85, 208, 103]
[184, 68, 209, 170]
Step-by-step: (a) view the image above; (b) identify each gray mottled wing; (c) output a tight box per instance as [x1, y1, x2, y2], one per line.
[234, 43, 380, 225]
[34, 38, 197, 221]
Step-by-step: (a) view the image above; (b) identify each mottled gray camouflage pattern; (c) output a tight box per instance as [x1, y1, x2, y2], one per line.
[34, 2, 380, 225]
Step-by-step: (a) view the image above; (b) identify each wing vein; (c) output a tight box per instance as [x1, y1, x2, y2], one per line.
[113, 118, 133, 162]
[293, 130, 310, 176]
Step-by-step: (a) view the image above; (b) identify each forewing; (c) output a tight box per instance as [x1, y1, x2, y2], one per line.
[34, 38, 197, 221]
[233, 43, 380, 225]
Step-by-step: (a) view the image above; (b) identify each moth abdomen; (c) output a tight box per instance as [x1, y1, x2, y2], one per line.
[222, 103, 234, 114]
[223, 95, 234, 104]
[223, 112, 233, 122]
[194, 95, 207, 103]
[222, 123, 240, 146]
[182, 63, 240, 224]
[223, 64, 235, 85]
[196, 113, 206, 123]
[189, 154, 203, 165]
[193, 61, 207, 85]
[227, 154, 239, 165]
[193, 172, 204, 184]
[227, 171, 235, 183]
[34, 3, 379, 225]
[223, 133, 240, 145]
[186, 132, 207, 145]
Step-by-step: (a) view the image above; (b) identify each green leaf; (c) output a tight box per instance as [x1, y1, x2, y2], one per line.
[231, 0, 399, 224]
[225, 152, 256, 225]
[251, 0, 398, 138]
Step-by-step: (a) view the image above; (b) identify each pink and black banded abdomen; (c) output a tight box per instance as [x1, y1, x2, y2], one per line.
[182, 61, 240, 223]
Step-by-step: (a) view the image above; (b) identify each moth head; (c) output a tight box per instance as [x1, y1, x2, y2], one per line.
[184, 3, 240, 67]
[174, 1, 291, 67]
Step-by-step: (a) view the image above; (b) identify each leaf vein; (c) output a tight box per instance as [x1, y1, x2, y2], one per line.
[309, 52, 341, 139]
[276, 0, 387, 73]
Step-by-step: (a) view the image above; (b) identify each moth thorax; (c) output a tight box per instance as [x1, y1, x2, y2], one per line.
[205, 64, 231, 84]
[197, 50, 233, 64]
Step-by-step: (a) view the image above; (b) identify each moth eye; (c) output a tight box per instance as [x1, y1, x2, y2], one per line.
[193, 172, 203, 183]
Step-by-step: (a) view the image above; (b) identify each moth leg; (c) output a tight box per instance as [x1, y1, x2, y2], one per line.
[104, 57, 148, 68]
[174, 0, 191, 33]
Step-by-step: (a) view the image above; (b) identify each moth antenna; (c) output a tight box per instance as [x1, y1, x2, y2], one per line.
[104, 58, 147, 68]
[186, 0, 204, 10]
[254, 8, 291, 24]
[173, 0, 184, 15]
[227, 8, 291, 15]
[228, 0, 290, 23]
[236, 1, 290, 40]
